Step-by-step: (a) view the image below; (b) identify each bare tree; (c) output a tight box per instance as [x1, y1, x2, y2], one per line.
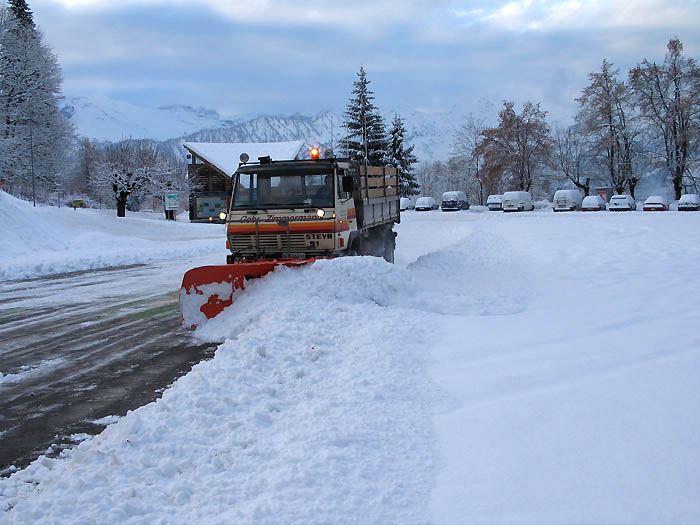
[70, 138, 101, 194]
[552, 124, 594, 196]
[475, 101, 552, 192]
[629, 38, 700, 199]
[452, 113, 488, 204]
[577, 60, 641, 196]
[91, 140, 171, 217]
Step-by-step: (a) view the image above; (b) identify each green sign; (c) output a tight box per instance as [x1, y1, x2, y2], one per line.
[164, 193, 180, 210]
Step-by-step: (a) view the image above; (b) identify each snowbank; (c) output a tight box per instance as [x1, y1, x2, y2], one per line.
[2, 202, 700, 523]
[0, 191, 223, 281]
[2, 256, 437, 523]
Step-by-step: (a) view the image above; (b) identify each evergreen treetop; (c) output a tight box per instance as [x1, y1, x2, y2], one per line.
[340, 66, 388, 165]
[8, 0, 34, 27]
[388, 114, 419, 196]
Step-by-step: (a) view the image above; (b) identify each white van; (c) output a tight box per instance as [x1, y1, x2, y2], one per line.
[501, 191, 534, 212]
[553, 189, 583, 211]
[440, 191, 469, 211]
[486, 194, 503, 211]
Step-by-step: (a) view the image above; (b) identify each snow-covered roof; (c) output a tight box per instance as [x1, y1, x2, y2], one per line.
[183, 141, 306, 178]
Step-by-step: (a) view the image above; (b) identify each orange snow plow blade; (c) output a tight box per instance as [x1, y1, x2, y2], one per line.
[179, 260, 311, 330]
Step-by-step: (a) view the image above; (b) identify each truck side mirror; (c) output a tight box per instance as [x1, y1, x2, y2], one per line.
[342, 175, 354, 193]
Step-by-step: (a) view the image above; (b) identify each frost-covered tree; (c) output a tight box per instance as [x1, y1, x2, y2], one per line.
[91, 140, 172, 217]
[70, 138, 101, 194]
[576, 60, 640, 196]
[475, 101, 552, 192]
[340, 67, 388, 165]
[0, 1, 73, 203]
[551, 124, 596, 196]
[630, 38, 700, 199]
[387, 114, 419, 196]
[452, 113, 489, 203]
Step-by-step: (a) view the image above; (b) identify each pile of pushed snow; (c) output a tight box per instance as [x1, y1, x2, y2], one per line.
[1, 256, 437, 522]
[0, 191, 223, 281]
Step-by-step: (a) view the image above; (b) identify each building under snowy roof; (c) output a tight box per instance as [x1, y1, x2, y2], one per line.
[183, 141, 305, 222]
[183, 141, 305, 178]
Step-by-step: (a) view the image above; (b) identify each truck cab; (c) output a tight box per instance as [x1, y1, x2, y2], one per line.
[224, 155, 399, 263]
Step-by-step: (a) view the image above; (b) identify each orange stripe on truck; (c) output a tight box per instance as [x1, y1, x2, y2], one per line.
[228, 221, 349, 234]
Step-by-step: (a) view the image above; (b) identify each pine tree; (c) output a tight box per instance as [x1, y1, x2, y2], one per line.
[0, 2, 73, 204]
[340, 67, 388, 165]
[387, 114, 419, 196]
[8, 0, 34, 27]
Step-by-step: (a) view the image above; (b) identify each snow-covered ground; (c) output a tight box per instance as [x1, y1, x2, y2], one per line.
[0, 191, 224, 281]
[1, 191, 699, 523]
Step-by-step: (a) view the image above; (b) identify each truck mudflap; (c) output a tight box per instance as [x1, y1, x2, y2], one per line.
[179, 260, 313, 330]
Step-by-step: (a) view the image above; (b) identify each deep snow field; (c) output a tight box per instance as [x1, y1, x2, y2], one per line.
[1, 190, 699, 523]
[0, 190, 224, 281]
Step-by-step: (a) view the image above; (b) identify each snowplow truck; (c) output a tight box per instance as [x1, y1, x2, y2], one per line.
[179, 151, 400, 329]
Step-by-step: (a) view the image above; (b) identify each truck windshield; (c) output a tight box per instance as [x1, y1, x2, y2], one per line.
[232, 172, 335, 210]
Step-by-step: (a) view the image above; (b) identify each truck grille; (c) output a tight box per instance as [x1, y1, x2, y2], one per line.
[228, 233, 307, 252]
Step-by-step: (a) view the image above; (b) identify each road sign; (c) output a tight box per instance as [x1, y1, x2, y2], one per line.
[164, 193, 180, 211]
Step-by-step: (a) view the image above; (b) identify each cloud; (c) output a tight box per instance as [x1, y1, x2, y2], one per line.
[453, 0, 699, 32]
[32, 0, 700, 124]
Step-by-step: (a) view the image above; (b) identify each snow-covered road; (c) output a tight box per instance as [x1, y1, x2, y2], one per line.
[1, 192, 699, 523]
[0, 257, 225, 474]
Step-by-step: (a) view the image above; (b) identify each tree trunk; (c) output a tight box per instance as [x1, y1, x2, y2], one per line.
[673, 172, 683, 200]
[116, 192, 128, 217]
[628, 179, 638, 199]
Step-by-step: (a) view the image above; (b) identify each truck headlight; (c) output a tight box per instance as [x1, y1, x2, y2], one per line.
[219, 211, 227, 220]
[316, 209, 325, 218]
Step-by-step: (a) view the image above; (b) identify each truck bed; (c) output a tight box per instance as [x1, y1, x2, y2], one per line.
[356, 165, 400, 228]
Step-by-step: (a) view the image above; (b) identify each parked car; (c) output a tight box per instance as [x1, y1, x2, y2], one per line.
[399, 197, 413, 211]
[581, 195, 606, 211]
[501, 191, 534, 212]
[440, 191, 469, 211]
[643, 195, 669, 211]
[414, 196, 438, 211]
[678, 193, 700, 211]
[552, 189, 583, 211]
[608, 194, 636, 211]
[486, 194, 503, 211]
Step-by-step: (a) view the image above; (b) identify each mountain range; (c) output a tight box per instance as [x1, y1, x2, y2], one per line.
[61, 95, 462, 162]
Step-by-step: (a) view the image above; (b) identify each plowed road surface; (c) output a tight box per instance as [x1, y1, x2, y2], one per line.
[0, 257, 220, 475]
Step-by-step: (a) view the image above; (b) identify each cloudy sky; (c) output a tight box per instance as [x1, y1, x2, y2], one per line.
[27, 0, 700, 124]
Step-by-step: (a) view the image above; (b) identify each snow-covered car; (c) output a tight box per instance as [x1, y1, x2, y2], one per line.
[581, 195, 606, 211]
[414, 196, 437, 211]
[502, 191, 534, 212]
[643, 195, 669, 211]
[399, 197, 413, 211]
[608, 194, 636, 211]
[440, 191, 469, 211]
[552, 189, 583, 211]
[486, 194, 503, 211]
[678, 193, 700, 211]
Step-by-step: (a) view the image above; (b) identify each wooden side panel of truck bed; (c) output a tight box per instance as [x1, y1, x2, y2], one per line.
[357, 166, 400, 228]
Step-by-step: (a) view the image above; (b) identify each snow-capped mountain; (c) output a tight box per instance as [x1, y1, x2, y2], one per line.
[62, 95, 460, 162]
[61, 96, 238, 142]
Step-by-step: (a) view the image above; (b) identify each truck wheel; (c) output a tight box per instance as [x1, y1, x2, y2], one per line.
[383, 227, 396, 263]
